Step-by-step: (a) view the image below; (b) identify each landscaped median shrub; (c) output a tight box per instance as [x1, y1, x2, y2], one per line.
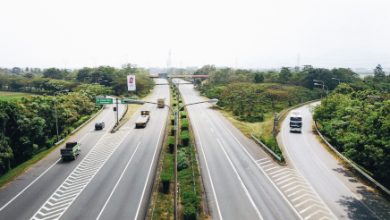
[180, 130, 190, 146]
[180, 111, 187, 119]
[177, 149, 189, 171]
[160, 154, 174, 194]
[181, 119, 189, 130]
[167, 136, 175, 153]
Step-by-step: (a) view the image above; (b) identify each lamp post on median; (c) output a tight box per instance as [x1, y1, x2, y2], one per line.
[122, 97, 218, 220]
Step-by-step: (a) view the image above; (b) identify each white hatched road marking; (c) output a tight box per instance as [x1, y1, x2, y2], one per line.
[256, 159, 336, 220]
[30, 129, 131, 220]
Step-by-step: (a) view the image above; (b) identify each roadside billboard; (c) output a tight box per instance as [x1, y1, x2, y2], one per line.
[127, 75, 136, 91]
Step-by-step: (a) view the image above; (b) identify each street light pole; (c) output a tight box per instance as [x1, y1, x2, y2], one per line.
[54, 99, 59, 142]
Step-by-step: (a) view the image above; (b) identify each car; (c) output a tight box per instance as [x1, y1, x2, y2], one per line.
[95, 122, 105, 130]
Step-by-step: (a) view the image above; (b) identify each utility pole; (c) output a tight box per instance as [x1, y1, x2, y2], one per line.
[116, 98, 119, 125]
[54, 100, 59, 142]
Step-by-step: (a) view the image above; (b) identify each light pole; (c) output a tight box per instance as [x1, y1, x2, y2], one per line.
[331, 77, 341, 85]
[122, 97, 218, 220]
[313, 79, 328, 98]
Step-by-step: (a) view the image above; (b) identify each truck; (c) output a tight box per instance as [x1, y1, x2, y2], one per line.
[61, 142, 81, 161]
[157, 98, 165, 108]
[289, 111, 302, 133]
[135, 110, 150, 128]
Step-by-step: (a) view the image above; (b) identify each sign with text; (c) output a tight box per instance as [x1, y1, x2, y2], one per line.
[127, 75, 136, 91]
[96, 97, 113, 105]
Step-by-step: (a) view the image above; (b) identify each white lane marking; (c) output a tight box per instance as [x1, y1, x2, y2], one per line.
[265, 166, 278, 172]
[216, 139, 264, 220]
[258, 160, 272, 165]
[207, 113, 303, 220]
[30, 130, 131, 220]
[0, 158, 61, 212]
[256, 158, 268, 162]
[192, 121, 223, 220]
[96, 142, 141, 220]
[280, 114, 347, 220]
[134, 119, 166, 220]
[0, 108, 114, 212]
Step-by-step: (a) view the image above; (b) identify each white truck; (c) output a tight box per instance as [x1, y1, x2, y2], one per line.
[135, 110, 150, 128]
[289, 111, 302, 133]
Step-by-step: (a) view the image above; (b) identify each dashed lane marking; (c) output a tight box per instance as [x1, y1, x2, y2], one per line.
[30, 129, 131, 220]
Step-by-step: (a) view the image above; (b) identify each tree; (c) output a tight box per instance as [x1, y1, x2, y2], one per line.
[374, 64, 386, 81]
[0, 134, 13, 174]
[43, 68, 65, 79]
[279, 67, 292, 83]
[254, 72, 264, 83]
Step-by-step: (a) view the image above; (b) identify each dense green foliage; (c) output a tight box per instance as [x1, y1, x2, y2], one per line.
[314, 84, 390, 187]
[0, 84, 110, 175]
[0, 64, 154, 97]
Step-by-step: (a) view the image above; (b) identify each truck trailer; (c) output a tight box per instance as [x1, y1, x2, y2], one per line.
[135, 110, 150, 128]
[157, 98, 165, 108]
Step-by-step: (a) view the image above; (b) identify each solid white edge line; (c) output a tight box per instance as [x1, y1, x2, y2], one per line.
[0, 158, 61, 212]
[96, 142, 141, 220]
[0, 106, 117, 213]
[208, 111, 305, 220]
[192, 109, 223, 220]
[216, 139, 264, 220]
[133, 116, 166, 220]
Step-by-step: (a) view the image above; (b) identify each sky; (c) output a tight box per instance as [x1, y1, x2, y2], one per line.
[0, 0, 389, 70]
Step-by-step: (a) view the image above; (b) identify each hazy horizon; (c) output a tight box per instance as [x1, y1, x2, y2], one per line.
[1, 0, 389, 70]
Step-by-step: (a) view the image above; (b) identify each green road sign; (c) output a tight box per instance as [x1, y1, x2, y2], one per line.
[96, 97, 113, 105]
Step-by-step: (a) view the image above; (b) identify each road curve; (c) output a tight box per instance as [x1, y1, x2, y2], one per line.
[176, 80, 301, 220]
[279, 102, 390, 220]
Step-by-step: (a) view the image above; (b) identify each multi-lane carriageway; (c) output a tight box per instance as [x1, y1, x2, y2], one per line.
[0, 78, 389, 220]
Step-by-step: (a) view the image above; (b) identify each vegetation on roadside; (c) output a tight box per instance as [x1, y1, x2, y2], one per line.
[0, 64, 154, 179]
[175, 85, 203, 220]
[314, 83, 390, 188]
[192, 64, 389, 160]
[0, 91, 33, 101]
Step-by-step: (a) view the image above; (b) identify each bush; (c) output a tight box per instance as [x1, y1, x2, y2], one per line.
[180, 131, 190, 146]
[160, 154, 174, 194]
[171, 116, 175, 125]
[177, 149, 189, 171]
[183, 204, 196, 220]
[181, 119, 189, 130]
[167, 136, 175, 153]
[180, 111, 187, 119]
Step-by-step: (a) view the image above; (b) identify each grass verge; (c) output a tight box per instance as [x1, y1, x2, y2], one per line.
[0, 91, 34, 101]
[219, 110, 283, 157]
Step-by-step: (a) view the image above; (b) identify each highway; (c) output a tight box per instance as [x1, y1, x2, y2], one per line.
[176, 79, 305, 220]
[0, 78, 170, 220]
[280, 103, 390, 220]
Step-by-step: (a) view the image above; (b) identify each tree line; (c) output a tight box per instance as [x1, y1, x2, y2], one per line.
[0, 84, 110, 175]
[314, 84, 390, 188]
[0, 64, 154, 97]
[0, 64, 154, 176]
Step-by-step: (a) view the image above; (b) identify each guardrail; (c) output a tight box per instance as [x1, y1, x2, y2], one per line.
[110, 103, 129, 133]
[314, 122, 390, 198]
[251, 134, 284, 163]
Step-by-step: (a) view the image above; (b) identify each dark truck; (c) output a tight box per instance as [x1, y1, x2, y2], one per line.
[60, 142, 81, 161]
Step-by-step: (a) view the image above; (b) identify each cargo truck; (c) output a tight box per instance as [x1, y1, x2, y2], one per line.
[157, 98, 165, 108]
[135, 110, 150, 128]
[61, 142, 81, 161]
[289, 111, 302, 133]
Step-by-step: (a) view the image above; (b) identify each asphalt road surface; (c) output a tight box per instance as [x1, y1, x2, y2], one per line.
[176, 79, 305, 220]
[280, 102, 390, 220]
[0, 78, 170, 220]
